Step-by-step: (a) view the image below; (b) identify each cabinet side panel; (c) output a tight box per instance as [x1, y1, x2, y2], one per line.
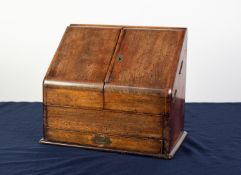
[164, 31, 187, 153]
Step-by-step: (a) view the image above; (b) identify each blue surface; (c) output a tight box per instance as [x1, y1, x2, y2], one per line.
[0, 102, 241, 175]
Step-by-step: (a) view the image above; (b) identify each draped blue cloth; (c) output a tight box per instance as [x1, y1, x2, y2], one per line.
[0, 102, 241, 175]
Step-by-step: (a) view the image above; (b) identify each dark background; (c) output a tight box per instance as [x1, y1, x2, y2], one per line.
[0, 102, 240, 175]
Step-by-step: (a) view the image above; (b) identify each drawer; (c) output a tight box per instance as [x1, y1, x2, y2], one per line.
[44, 85, 103, 109]
[45, 128, 163, 154]
[45, 106, 163, 139]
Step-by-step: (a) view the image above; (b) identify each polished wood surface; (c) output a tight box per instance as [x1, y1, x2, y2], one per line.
[104, 28, 185, 114]
[106, 28, 185, 89]
[45, 26, 121, 83]
[45, 128, 163, 154]
[164, 32, 188, 153]
[104, 91, 168, 114]
[46, 106, 163, 139]
[44, 86, 103, 109]
[44, 26, 121, 109]
[42, 24, 187, 159]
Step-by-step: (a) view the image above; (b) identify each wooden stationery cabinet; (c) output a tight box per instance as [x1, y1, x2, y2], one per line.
[40, 24, 188, 159]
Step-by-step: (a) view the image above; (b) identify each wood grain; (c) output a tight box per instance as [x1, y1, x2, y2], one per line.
[163, 30, 187, 153]
[45, 26, 121, 84]
[104, 90, 169, 114]
[42, 24, 188, 158]
[44, 26, 121, 109]
[45, 128, 163, 154]
[104, 28, 185, 114]
[106, 28, 185, 89]
[46, 106, 163, 139]
[44, 86, 103, 109]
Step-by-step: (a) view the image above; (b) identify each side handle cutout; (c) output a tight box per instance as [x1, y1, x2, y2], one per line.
[173, 89, 177, 103]
[179, 60, 183, 75]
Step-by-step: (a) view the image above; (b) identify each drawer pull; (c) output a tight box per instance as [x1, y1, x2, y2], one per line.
[92, 134, 111, 146]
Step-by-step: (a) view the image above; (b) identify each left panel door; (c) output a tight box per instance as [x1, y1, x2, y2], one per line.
[44, 25, 121, 109]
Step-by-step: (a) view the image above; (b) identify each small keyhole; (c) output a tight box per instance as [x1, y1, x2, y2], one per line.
[116, 55, 124, 62]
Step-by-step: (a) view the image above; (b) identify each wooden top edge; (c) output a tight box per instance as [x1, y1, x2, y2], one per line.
[68, 25, 122, 29]
[122, 27, 187, 32]
[44, 80, 103, 91]
[43, 80, 171, 96]
[69, 24, 187, 31]
[104, 84, 170, 97]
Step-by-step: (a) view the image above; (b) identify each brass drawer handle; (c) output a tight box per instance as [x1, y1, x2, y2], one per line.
[92, 134, 111, 146]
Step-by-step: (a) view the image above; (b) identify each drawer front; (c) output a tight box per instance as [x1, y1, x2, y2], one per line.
[45, 106, 163, 139]
[45, 128, 163, 154]
[104, 90, 168, 114]
[44, 86, 103, 109]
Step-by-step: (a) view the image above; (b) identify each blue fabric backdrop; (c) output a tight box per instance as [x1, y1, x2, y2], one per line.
[0, 102, 241, 175]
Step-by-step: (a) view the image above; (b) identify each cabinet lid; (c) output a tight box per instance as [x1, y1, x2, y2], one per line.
[105, 27, 185, 93]
[45, 25, 121, 88]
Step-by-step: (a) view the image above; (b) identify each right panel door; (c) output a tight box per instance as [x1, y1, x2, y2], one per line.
[104, 27, 185, 114]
